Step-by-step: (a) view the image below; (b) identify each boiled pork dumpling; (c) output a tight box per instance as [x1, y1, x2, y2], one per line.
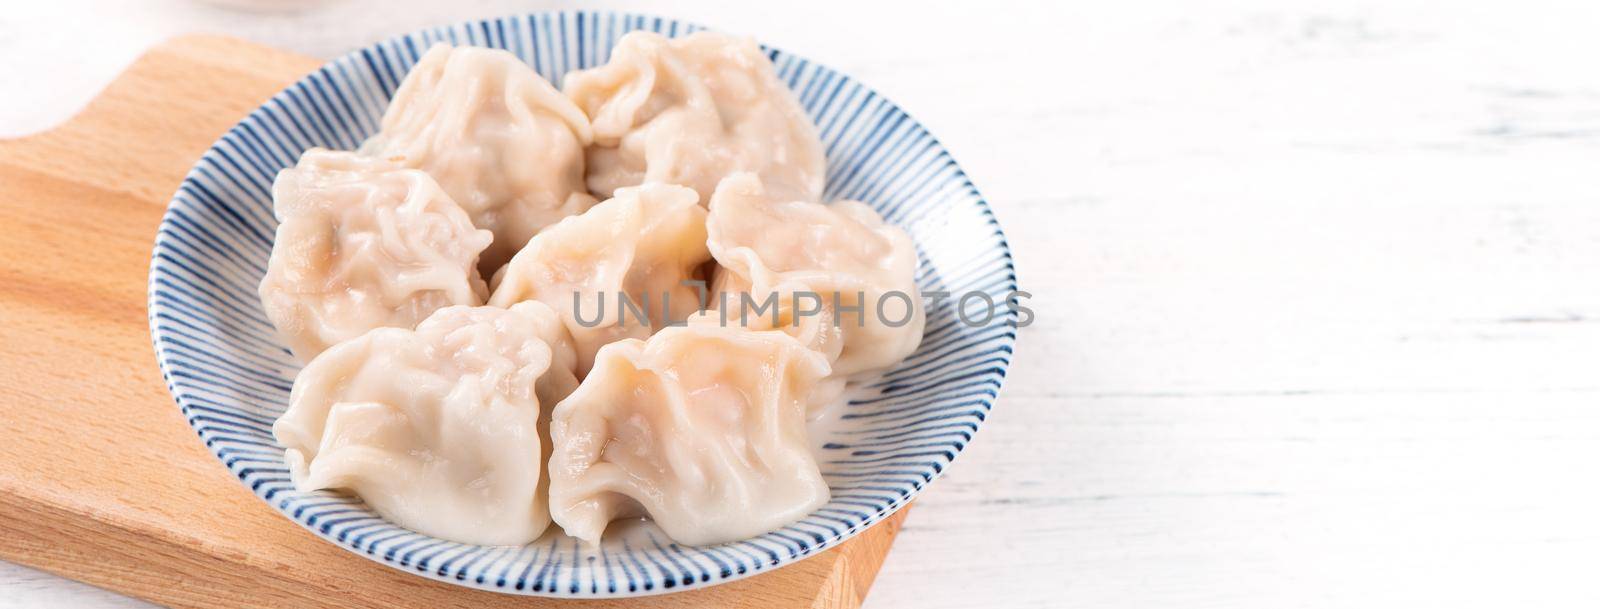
[273, 302, 579, 546]
[548, 320, 832, 546]
[706, 173, 924, 379]
[704, 276, 850, 412]
[259, 149, 491, 363]
[564, 31, 825, 204]
[487, 183, 709, 374]
[364, 43, 596, 273]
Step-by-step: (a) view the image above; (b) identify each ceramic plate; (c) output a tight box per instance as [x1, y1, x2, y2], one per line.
[148, 11, 1017, 597]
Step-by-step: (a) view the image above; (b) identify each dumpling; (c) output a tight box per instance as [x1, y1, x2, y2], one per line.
[259, 149, 491, 363]
[364, 43, 596, 273]
[705, 276, 850, 412]
[547, 320, 832, 546]
[487, 183, 709, 375]
[273, 302, 579, 546]
[705, 173, 924, 379]
[563, 31, 825, 204]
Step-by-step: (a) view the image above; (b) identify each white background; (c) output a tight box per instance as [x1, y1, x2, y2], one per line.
[5, 0, 1600, 607]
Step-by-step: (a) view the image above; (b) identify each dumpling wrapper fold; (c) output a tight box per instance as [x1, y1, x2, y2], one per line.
[274, 302, 579, 546]
[548, 320, 831, 546]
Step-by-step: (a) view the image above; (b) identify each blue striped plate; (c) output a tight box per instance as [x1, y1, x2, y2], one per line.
[148, 11, 1016, 598]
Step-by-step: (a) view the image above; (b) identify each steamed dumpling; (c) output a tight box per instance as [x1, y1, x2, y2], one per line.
[273, 302, 579, 546]
[563, 31, 825, 204]
[364, 43, 596, 273]
[706, 173, 924, 379]
[259, 149, 491, 363]
[547, 320, 831, 546]
[487, 183, 709, 375]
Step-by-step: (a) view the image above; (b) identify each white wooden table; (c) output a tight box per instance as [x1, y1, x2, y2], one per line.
[5, 1, 1599, 607]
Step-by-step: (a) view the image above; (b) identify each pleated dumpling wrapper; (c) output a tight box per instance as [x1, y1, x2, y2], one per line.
[273, 302, 579, 546]
[548, 319, 832, 546]
[259, 149, 491, 363]
[705, 173, 925, 381]
[563, 30, 825, 205]
[364, 43, 596, 273]
[488, 182, 709, 375]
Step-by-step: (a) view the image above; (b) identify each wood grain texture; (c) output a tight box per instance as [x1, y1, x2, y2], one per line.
[0, 34, 907, 609]
[12, 3, 1600, 608]
[861, 4, 1600, 607]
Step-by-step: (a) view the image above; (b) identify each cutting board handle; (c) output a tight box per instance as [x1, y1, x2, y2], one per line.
[1, 36, 319, 201]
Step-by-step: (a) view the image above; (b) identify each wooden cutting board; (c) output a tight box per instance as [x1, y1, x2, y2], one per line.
[0, 35, 906, 609]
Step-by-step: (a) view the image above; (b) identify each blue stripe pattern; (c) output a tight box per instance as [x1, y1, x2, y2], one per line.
[147, 11, 1016, 598]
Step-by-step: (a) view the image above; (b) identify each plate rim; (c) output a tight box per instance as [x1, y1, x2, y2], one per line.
[147, 9, 1019, 598]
